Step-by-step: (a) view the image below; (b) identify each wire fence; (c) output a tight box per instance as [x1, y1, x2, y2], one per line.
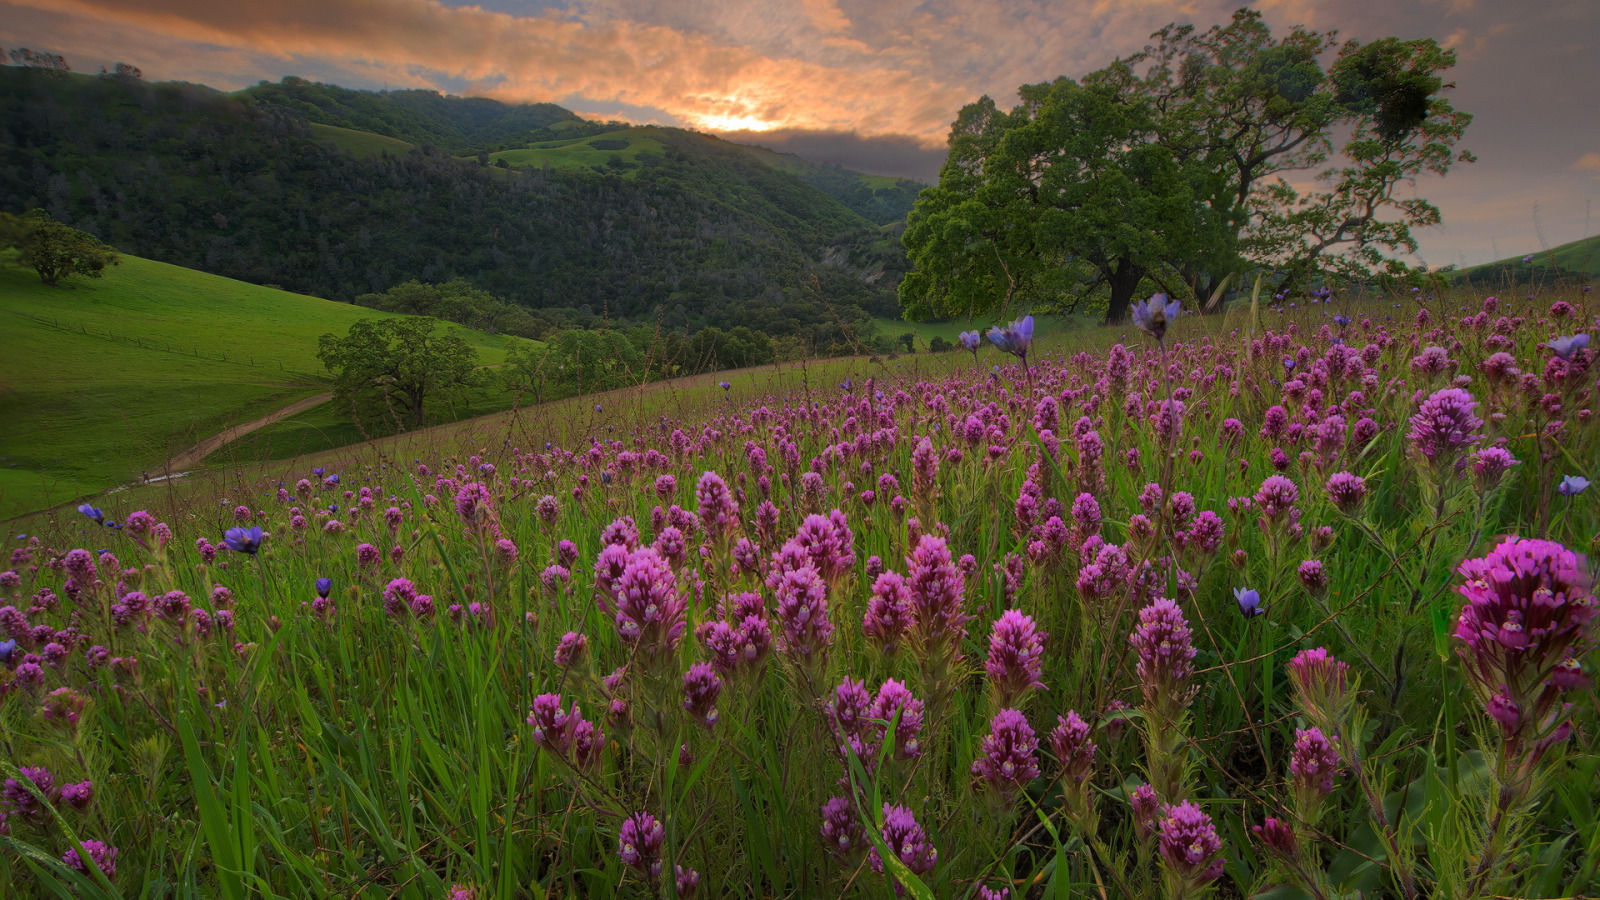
[5, 306, 317, 374]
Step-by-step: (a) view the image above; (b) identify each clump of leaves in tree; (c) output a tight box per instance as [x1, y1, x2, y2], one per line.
[0, 210, 119, 286]
[316, 317, 482, 433]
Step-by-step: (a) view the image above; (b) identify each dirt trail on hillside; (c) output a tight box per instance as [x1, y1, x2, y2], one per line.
[164, 392, 334, 472]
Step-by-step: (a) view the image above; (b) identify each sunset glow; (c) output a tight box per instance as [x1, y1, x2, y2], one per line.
[0, 0, 1594, 263]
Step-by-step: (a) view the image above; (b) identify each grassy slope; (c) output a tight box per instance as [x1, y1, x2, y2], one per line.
[487, 127, 669, 174]
[1451, 232, 1600, 279]
[0, 255, 528, 518]
[309, 122, 416, 158]
[871, 313, 1094, 349]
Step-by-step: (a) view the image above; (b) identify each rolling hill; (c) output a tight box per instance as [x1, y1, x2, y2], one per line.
[1450, 232, 1599, 286]
[1, 66, 908, 347]
[0, 252, 531, 519]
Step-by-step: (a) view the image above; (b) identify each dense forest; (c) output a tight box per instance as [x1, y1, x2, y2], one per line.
[0, 65, 918, 354]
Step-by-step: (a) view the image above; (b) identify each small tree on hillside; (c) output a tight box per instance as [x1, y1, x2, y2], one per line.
[0, 211, 120, 286]
[317, 317, 482, 432]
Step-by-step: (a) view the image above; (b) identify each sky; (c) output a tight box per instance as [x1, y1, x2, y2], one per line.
[4, 0, 1597, 268]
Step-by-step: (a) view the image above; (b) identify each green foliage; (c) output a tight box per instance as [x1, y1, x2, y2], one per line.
[0, 67, 900, 340]
[901, 7, 1474, 321]
[354, 280, 553, 338]
[317, 317, 483, 432]
[0, 210, 118, 286]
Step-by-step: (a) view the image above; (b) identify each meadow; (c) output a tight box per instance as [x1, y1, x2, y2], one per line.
[0, 285, 1596, 900]
[0, 254, 534, 519]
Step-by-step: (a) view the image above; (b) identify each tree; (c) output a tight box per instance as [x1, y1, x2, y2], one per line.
[901, 76, 1217, 323]
[900, 7, 1472, 322]
[316, 317, 482, 431]
[0, 211, 119, 286]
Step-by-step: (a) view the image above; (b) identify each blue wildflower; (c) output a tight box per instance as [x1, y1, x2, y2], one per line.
[718, 381, 730, 391]
[958, 330, 981, 353]
[1546, 334, 1590, 360]
[1234, 587, 1263, 618]
[0, 638, 15, 664]
[1558, 475, 1589, 496]
[222, 526, 264, 555]
[986, 315, 1035, 364]
[1131, 294, 1181, 342]
[313, 468, 325, 477]
[315, 577, 333, 599]
[77, 504, 105, 525]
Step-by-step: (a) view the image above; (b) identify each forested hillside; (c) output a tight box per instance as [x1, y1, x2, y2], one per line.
[0, 67, 912, 353]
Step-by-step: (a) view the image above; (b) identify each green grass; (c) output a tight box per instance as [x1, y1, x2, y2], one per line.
[1451, 232, 1600, 280]
[872, 313, 1092, 350]
[488, 128, 669, 174]
[309, 122, 416, 158]
[0, 254, 530, 519]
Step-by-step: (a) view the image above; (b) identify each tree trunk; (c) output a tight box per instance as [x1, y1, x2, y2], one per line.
[410, 391, 426, 430]
[1104, 257, 1146, 324]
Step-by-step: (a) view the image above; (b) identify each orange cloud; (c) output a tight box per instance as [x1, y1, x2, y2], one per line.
[5, 0, 962, 141]
[1576, 152, 1600, 174]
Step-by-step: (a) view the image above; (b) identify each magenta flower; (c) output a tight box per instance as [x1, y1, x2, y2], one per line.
[985, 610, 1047, 706]
[681, 661, 723, 728]
[63, 840, 118, 877]
[820, 795, 867, 861]
[618, 811, 665, 883]
[1129, 782, 1162, 841]
[1289, 726, 1342, 808]
[612, 547, 687, 659]
[1254, 475, 1299, 520]
[1129, 598, 1197, 712]
[1157, 801, 1225, 885]
[527, 693, 579, 754]
[696, 470, 740, 542]
[1454, 537, 1596, 754]
[905, 534, 970, 662]
[863, 570, 912, 654]
[868, 803, 937, 893]
[1253, 816, 1298, 859]
[971, 708, 1041, 798]
[554, 631, 589, 668]
[1408, 387, 1482, 468]
[872, 679, 926, 761]
[1324, 471, 1367, 513]
[1285, 647, 1352, 730]
[774, 563, 834, 663]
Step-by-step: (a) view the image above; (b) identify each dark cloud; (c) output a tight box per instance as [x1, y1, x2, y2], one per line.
[714, 128, 946, 183]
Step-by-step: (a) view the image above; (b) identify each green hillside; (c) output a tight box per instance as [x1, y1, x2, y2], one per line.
[0, 253, 529, 519]
[309, 121, 415, 158]
[1451, 232, 1599, 285]
[2, 67, 903, 343]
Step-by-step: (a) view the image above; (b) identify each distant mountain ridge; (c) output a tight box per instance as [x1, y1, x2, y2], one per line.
[0, 67, 919, 352]
[243, 77, 924, 227]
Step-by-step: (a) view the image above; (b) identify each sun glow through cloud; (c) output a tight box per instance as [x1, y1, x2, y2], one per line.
[690, 112, 780, 132]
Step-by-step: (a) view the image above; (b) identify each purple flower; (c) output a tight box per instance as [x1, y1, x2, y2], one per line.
[612, 547, 688, 658]
[1408, 387, 1482, 468]
[63, 840, 118, 877]
[1546, 333, 1590, 359]
[1131, 293, 1181, 341]
[221, 526, 263, 555]
[1289, 726, 1342, 806]
[1129, 598, 1197, 711]
[675, 865, 700, 899]
[1048, 710, 1096, 807]
[1129, 782, 1161, 840]
[863, 571, 912, 654]
[774, 564, 833, 662]
[1558, 475, 1589, 496]
[971, 708, 1041, 798]
[820, 796, 866, 860]
[696, 470, 740, 542]
[872, 679, 926, 761]
[553, 631, 589, 668]
[1286, 648, 1352, 728]
[60, 780, 94, 810]
[868, 804, 937, 892]
[1253, 817, 1298, 859]
[1455, 538, 1596, 748]
[905, 534, 970, 665]
[1297, 560, 1328, 595]
[985, 610, 1047, 706]
[681, 661, 723, 728]
[1472, 448, 1518, 489]
[314, 577, 332, 599]
[1254, 475, 1299, 520]
[987, 315, 1035, 361]
[1157, 801, 1225, 885]
[618, 811, 665, 882]
[1234, 587, 1263, 618]
[527, 693, 579, 754]
[2, 767, 55, 820]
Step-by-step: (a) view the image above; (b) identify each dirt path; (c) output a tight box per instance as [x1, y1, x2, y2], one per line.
[165, 392, 334, 472]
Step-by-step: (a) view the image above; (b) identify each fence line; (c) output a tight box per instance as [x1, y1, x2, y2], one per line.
[5, 307, 310, 372]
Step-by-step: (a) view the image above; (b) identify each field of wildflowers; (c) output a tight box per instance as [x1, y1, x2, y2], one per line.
[1, 286, 1596, 899]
